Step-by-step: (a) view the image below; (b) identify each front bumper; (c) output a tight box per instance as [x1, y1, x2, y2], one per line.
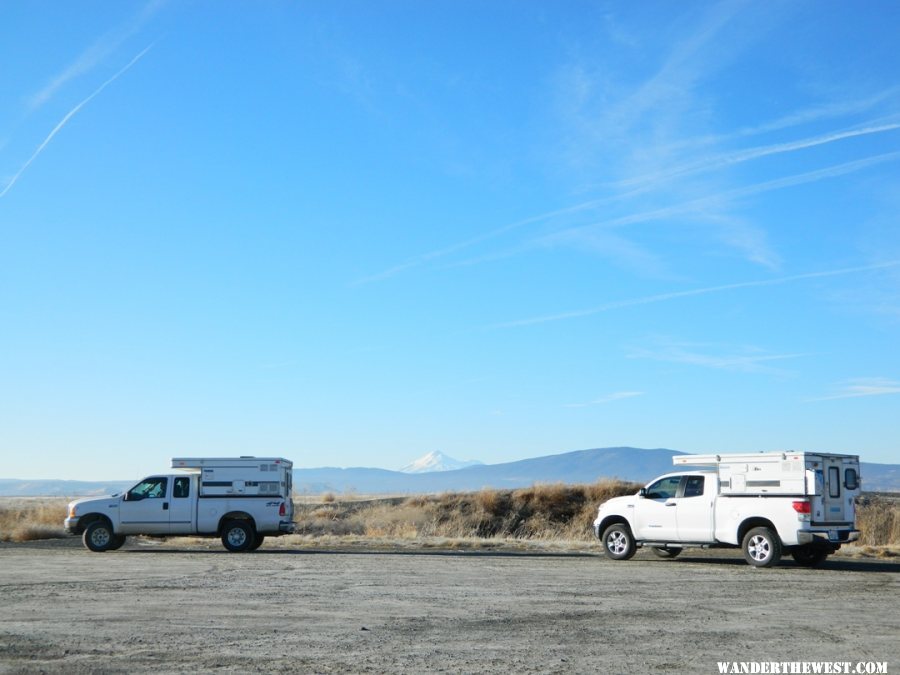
[64, 516, 81, 535]
[797, 528, 860, 545]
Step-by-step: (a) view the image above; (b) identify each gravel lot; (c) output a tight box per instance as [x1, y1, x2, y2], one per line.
[1, 538, 898, 674]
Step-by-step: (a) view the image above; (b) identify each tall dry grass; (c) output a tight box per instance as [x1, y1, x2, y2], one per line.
[0, 498, 68, 542]
[292, 480, 641, 541]
[855, 496, 900, 547]
[4, 489, 899, 548]
[292, 484, 900, 547]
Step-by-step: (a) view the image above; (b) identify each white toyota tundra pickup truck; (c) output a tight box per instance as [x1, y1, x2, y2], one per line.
[64, 457, 295, 552]
[593, 452, 861, 567]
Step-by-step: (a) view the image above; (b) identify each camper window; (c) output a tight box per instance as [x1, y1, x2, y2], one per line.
[828, 467, 841, 498]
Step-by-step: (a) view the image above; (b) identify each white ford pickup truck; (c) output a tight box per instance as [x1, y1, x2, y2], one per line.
[593, 452, 861, 567]
[65, 457, 295, 552]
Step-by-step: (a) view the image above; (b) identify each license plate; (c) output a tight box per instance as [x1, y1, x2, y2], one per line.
[829, 529, 838, 540]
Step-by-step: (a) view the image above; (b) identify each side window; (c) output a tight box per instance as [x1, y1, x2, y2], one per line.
[128, 477, 168, 500]
[844, 468, 859, 491]
[828, 467, 841, 498]
[683, 476, 705, 498]
[173, 477, 190, 498]
[645, 476, 682, 500]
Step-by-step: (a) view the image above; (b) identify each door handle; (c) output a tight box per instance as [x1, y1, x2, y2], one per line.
[163, 502, 169, 510]
[665, 502, 676, 507]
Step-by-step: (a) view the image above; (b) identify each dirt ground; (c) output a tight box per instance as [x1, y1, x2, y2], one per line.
[1, 538, 897, 674]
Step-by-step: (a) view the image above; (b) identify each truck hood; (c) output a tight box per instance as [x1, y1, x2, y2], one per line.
[597, 494, 637, 513]
[68, 494, 121, 512]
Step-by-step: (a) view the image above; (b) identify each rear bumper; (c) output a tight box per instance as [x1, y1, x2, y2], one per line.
[797, 528, 860, 545]
[279, 521, 295, 534]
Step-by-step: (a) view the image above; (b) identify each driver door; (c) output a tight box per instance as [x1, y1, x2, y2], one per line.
[119, 476, 170, 534]
[633, 475, 681, 541]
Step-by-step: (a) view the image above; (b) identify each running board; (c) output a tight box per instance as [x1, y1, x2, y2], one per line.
[637, 541, 718, 549]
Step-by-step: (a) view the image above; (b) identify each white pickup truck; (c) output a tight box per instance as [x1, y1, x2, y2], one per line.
[593, 452, 861, 567]
[64, 457, 295, 552]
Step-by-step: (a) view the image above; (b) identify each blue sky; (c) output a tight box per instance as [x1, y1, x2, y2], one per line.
[2, 1, 899, 481]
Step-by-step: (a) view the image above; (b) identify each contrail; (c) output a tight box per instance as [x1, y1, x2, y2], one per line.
[540, 151, 900, 245]
[354, 149, 900, 286]
[611, 121, 900, 190]
[1, 43, 154, 199]
[493, 260, 900, 328]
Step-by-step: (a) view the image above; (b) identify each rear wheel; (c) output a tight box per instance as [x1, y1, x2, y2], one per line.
[83, 520, 115, 552]
[651, 547, 682, 558]
[249, 534, 265, 551]
[221, 520, 254, 552]
[601, 523, 636, 560]
[791, 544, 829, 567]
[742, 527, 782, 567]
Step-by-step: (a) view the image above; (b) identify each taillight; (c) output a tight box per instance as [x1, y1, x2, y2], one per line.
[792, 500, 811, 514]
[279, 502, 286, 517]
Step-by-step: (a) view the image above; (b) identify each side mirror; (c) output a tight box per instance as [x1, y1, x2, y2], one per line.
[639, 487, 647, 498]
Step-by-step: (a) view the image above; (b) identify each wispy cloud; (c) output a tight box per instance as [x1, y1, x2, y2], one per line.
[27, 0, 164, 111]
[544, 151, 900, 245]
[492, 260, 900, 329]
[809, 378, 900, 401]
[1, 44, 154, 199]
[564, 391, 644, 408]
[357, 150, 900, 285]
[609, 121, 900, 191]
[659, 90, 900, 153]
[627, 341, 806, 374]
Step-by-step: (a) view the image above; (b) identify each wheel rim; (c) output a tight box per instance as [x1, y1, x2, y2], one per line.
[748, 535, 771, 561]
[91, 527, 111, 548]
[227, 527, 247, 547]
[607, 531, 627, 555]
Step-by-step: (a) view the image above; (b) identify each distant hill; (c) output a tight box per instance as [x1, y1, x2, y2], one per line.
[2, 448, 898, 496]
[400, 451, 483, 473]
[295, 447, 685, 494]
[294, 447, 900, 495]
[0, 479, 130, 498]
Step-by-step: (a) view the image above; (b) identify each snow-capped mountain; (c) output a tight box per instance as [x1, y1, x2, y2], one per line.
[400, 451, 483, 474]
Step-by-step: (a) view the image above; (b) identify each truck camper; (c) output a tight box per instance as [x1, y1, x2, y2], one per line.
[593, 451, 861, 567]
[65, 457, 295, 552]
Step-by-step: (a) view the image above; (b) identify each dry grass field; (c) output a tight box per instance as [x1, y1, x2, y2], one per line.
[3, 483, 898, 552]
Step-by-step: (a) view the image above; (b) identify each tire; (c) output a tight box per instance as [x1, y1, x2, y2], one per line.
[107, 535, 127, 551]
[651, 546, 682, 558]
[791, 544, 829, 567]
[83, 520, 115, 552]
[221, 520, 254, 552]
[249, 534, 265, 551]
[601, 523, 636, 560]
[742, 526, 782, 567]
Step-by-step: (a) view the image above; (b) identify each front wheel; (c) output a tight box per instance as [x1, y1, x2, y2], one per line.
[651, 547, 682, 558]
[742, 527, 782, 568]
[791, 544, 829, 567]
[83, 520, 115, 552]
[221, 520, 254, 552]
[107, 534, 127, 551]
[601, 523, 636, 560]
